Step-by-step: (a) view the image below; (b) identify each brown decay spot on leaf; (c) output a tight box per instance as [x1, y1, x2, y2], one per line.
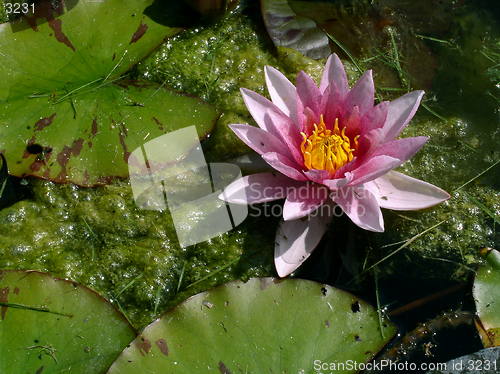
[36, 365, 44, 374]
[97, 175, 114, 185]
[54, 138, 85, 182]
[25, 0, 65, 32]
[30, 149, 53, 172]
[136, 336, 152, 356]
[218, 361, 231, 374]
[120, 122, 128, 137]
[34, 113, 57, 132]
[152, 117, 165, 131]
[90, 117, 98, 138]
[0, 286, 10, 320]
[325, 320, 330, 327]
[117, 123, 131, 163]
[259, 278, 273, 291]
[49, 18, 75, 51]
[24, 0, 74, 51]
[155, 338, 168, 356]
[13, 287, 20, 295]
[114, 82, 130, 90]
[130, 20, 148, 44]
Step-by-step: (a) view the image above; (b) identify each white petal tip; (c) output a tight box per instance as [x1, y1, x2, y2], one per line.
[274, 256, 302, 278]
[368, 172, 451, 211]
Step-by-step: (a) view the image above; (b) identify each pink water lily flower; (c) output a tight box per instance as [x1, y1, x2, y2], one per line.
[220, 54, 450, 277]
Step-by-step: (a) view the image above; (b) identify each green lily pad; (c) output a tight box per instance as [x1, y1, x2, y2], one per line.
[0, 0, 220, 186]
[0, 269, 136, 373]
[473, 248, 500, 348]
[0, 0, 181, 102]
[1, 79, 220, 186]
[107, 278, 397, 373]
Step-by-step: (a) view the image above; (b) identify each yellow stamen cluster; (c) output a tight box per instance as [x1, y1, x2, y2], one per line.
[300, 115, 358, 177]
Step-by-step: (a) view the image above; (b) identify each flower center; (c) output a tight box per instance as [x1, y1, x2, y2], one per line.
[300, 115, 358, 177]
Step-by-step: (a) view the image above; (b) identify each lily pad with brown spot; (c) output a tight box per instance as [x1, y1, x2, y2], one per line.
[1, 79, 220, 186]
[0, 0, 220, 186]
[106, 278, 397, 373]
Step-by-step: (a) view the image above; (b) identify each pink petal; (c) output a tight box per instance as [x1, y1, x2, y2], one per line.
[302, 106, 319, 136]
[304, 168, 331, 184]
[343, 70, 374, 116]
[354, 128, 384, 163]
[340, 105, 360, 141]
[364, 171, 450, 210]
[382, 90, 424, 142]
[229, 124, 292, 158]
[359, 100, 389, 137]
[338, 128, 384, 176]
[333, 186, 384, 232]
[370, 136, 429, 165]
[265, 109, 305, 167]
[322, 172, 353, 189]
[265, 65, 299, 126]
[283, 184, 329, 220]
[262, 152, 308, 181]
[348, 155, 400, 185]
[349, 136, 429, 185]
[240, 88, 283, 138]
[320, 81, 343, 131]
[274, 200, 335, 277]
[219, 172, 304, 204]
[320, 54, 349, 97]
[296, 70, 321, 122]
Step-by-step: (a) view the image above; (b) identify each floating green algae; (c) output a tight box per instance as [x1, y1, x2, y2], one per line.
[0, 8, 6, 24]
[0, 177, 276, 329]
[377, 113, 500, 282]
[373, 2, 500, 280]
